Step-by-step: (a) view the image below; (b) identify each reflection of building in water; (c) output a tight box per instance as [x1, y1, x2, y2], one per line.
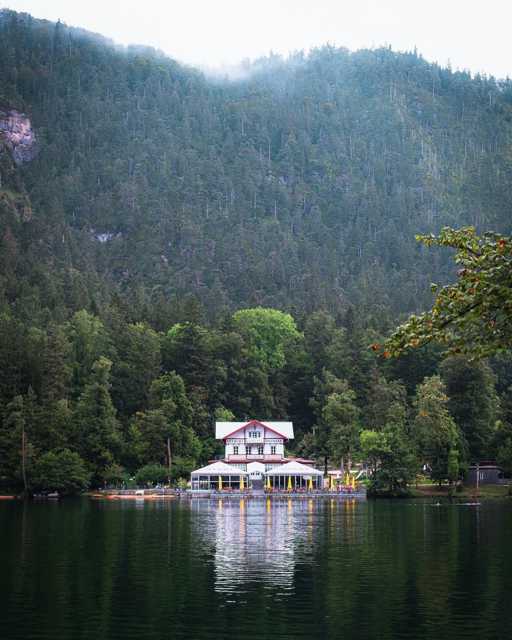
[191, 498, 314, 594]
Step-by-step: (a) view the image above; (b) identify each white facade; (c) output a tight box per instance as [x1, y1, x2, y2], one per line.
[189, 421, 325, 490]
[216, 420, 294, 473]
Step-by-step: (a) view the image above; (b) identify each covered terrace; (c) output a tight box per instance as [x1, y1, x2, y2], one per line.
[190, 461, 248, 491]
[264, 461, 323, 491]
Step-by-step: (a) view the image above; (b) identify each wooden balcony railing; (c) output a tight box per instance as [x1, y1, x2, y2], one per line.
[225, 437, 283, 444]
[227, 454, 283, 462]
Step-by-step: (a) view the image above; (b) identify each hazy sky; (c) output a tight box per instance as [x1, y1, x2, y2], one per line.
[4, 0, 512, 78]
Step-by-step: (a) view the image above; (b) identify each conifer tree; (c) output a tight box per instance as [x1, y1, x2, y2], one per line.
[75, 356, 120, 485]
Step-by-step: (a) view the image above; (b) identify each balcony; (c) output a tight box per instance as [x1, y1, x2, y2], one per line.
[226, 437, 283, 445]
[227, 454, 284, 462]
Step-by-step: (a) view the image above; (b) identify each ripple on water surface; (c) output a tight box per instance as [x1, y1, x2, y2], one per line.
[0, 498, 511, 640]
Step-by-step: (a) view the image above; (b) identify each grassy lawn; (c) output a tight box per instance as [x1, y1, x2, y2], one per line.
[410, 483, 511, 499]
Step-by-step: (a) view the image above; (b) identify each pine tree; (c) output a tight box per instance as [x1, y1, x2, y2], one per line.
[75, 356, 120, 484]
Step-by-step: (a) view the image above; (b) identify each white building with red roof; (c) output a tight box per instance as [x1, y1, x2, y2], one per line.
[215, 419, 295, 480]
[189, 419, 320, 490]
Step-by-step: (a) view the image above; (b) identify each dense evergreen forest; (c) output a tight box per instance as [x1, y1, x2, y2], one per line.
[1, 10, 511, 493]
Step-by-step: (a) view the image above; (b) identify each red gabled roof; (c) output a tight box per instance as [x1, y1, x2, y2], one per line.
[263, 425, 291, 440]
[219, 457, 286, 463]
[222, 419, 290, 441]
[287, 457, 315, 465]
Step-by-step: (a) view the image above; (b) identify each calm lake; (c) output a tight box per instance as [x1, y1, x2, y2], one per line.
[1, 497, 511, 640]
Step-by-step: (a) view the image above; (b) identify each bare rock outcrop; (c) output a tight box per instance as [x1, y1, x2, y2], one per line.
[0, 108, 37, 164]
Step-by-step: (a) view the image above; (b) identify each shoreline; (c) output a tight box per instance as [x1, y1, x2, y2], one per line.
[3, 483, 510, 502]
[409, 484, 511, 500]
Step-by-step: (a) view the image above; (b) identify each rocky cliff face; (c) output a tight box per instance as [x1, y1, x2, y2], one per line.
[0, 108, 37, 164]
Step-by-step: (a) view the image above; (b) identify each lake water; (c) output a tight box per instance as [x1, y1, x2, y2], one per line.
[1, 497, 511, 639]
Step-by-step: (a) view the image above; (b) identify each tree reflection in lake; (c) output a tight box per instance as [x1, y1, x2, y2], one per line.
[1, 498, 512, 640]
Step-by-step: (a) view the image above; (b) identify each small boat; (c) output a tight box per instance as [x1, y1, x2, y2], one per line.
[101, 491, 177, 500]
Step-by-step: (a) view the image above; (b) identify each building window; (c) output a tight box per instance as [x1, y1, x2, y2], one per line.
[233, 446, 239, 455]
[248, 430, 261, 438]
[271, 446, 276, 455]
[258, 445, 264, 455]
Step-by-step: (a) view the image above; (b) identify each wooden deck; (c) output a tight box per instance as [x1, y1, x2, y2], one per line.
[187, 489, 367, 500]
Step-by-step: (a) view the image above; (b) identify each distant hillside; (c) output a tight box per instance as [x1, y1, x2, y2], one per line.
[1, 9, 512, 324]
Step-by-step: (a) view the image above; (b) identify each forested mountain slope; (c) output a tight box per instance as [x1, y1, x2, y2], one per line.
[1, 9, 512, 324]
[2, 10, 512, 491]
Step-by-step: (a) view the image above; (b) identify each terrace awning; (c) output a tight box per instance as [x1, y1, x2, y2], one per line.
[264, 461, 322, 476]
[190, 461, 248, 477]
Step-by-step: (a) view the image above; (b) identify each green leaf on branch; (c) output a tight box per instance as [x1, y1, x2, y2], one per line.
[378, 227, 512, 359]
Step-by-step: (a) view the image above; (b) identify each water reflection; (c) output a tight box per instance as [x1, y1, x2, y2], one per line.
[1, 498, 511, 640]
[191, 498, 320, 595]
